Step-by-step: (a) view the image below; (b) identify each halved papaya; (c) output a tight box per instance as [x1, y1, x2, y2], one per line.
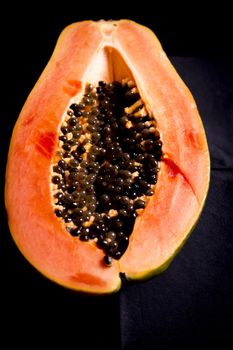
[5, 20, 210, 294]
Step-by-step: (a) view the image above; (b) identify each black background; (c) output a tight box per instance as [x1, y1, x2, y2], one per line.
[0, 4, 232, 349]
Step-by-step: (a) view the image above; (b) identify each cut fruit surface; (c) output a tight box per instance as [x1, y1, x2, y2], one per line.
[5, 20, 210, 294]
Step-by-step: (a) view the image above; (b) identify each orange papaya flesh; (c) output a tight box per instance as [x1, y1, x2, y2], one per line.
[5, 20, 210, 294]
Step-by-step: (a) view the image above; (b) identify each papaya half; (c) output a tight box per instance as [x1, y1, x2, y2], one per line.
[5, 20, 210, 294]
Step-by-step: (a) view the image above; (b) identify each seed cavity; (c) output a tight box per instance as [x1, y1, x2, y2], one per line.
[51, 80, 163, 265]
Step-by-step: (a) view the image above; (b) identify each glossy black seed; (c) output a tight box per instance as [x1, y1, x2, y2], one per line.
[109, 240, 119, 251]
[83, 96, 93, 105]
[72, 131, 80, 139]
[133, 143, 143, 154]
[111, 251, 122, 260]
[145, 154, 158, 166]
[70, 151, 80, 160]
[77, 102, 85, 110]
[56, 199, 64, 206]
[89, 228, 97, 239]
[59, 183, 68, 191]
[52, 176, 60, 184]
[134, 199, 146, 209]
[62, 143, 71, 152]
[145, 188, 154, 196]
[125, 90, 140, 102]
[58, 178, 65, 187]
[76, 171, 88, 181]
[53, 165, 64, 175]
[73, 216, 84, 225]
[79, 234, 89, 241]
[141, 128, 151, 138]
[122, 153, 131, 162]
[154, 150, 162, 160]
[100, 194, 110, 204]
[78, 198, 86, 207]
[134, 154, 144, 163]
[135, 122, 145, 132]
[118, 209, 128, 218]
[70, 201, 78, 209]
[98, 91, 105, 99]
[104, 255, 112, 266]
[112, 218, 123, 230]
[122, 137, 134, 149]
[68, 173, 78, 181]
[61, 126, 69, 135]
[63, 194, 73, 203]
[104, 136, 112, 145]
[151, 129, 160, 140]
[108, 165, 118, 176]
[117, 231, 125, 240]
[120, 116, 128, 125]
[91, 222, 102, 234]
[113, 185, 121, 194]
[154, 140, 163, 149]
[82, 227, 90, 235]
[55, 209, 63, 217]
[72, 123, 82, 131]
[129, 191, 137, 199]
[123, 178, 133, 188]
[77, 145, 86, 154]
[87, 203, 96, 211]
[102, 217, 110, 229]
[67, 110, 74, 117]
[105, 231, 116, 240]
[74, 109, 82, 117]
[147, 174, 157, 184]
[128, 163, 139, 172]
[87, 162, 99, 173]
[136, 135, 144, 144]
[67, 184, 78, 193]
[68, 117, 77, 126]
[98, 81, 106, 87]
[87, 124, 96, 132]
[69, 168, 79, 176]
[97, 238, 109, 249]
[114, 177, 123, 187]
[83, 210, 92, 221]
[101, 99, 110, 108]
[139, 180, 151, 191]
[66, 139, 75, 146]
[73, 208, 83, 217]
[64, 215, 72, 223]
[126, 203, 134, 213]
[118, 169, 131, 179]
[91, 107, 99, 116]
[120, 196, 130, 206]
[143, 139, 155, 150]
[69, 159, 79, 168]
[86, 183, 95, 192]
[106, 183, 115, 192]
[70, 227, 82, 237]
[54, 192, 63, 200]
[59, 135, 67, 143]
[58, 159, 67, 169]
[92, 132, 101, 142]
[70, 103, 79, 111]
[86, 154, 95, 163]
[86, 83, 94, 93]
[97, 148, 106, 160]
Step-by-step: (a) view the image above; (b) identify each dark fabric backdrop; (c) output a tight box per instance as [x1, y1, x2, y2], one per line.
[0, 7, 232, 350]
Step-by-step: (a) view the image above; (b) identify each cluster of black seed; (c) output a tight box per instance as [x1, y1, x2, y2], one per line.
[52, 81, 162, 266]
